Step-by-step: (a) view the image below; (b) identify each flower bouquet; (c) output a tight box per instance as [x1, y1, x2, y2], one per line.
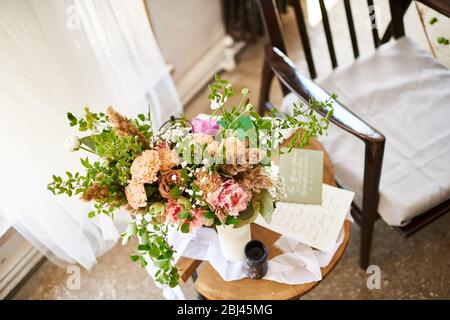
[48, 75, 334, 287]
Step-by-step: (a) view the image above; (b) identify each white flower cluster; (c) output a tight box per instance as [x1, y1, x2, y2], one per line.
[264, 164, 286, 202]
[65, 135, 81, 152]
[159, 123, 190, 144]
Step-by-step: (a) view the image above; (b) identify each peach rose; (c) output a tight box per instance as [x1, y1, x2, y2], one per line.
[130, 150, 160, 184]
[125, 182, 147, 209]
[158, 169, 183, 200]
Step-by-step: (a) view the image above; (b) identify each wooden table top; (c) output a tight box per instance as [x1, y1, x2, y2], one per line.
[176, 138, 351, 300]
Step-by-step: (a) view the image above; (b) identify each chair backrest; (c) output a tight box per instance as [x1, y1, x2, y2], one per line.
[257, 0, 450, 80]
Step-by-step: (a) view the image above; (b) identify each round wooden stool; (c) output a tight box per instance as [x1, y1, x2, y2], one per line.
[176, 138, 351, 300]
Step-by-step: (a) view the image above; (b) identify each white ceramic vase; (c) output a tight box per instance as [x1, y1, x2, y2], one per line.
[216, 224, 251, 262]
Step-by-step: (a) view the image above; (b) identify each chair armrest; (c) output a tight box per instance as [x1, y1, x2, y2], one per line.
[264, 46, 385, 144]
[417, 0, 450, 17]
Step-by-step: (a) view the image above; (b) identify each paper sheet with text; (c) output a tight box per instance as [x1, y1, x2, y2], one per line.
[255, 184, 354, 252]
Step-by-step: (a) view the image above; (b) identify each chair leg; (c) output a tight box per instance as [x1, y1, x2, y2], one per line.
[360, 213, 375, 269]
[258, 60, 274, 115]
[360, 140, 385, 269]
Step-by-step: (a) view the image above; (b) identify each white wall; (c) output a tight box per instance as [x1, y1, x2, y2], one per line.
[145, 0, 228, 104]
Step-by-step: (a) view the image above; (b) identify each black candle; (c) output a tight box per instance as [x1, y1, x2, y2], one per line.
[244, 240, 268, 279]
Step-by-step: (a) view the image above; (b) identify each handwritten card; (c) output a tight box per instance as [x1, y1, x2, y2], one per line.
[279, 149, 324, 204]
[255, 184, 354, 252]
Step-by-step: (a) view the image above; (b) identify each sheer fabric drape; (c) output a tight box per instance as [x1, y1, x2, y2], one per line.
[0, 0, 181, 269]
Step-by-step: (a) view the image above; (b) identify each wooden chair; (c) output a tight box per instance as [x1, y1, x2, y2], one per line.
[256, 0, 450, 268]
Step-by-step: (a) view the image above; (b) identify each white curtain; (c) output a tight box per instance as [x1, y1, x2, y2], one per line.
[0, 0, 181, 269]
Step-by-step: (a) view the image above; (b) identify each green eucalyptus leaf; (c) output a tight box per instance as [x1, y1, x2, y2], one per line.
[80, 135, 96, 150]
[253, 189, 274, 224]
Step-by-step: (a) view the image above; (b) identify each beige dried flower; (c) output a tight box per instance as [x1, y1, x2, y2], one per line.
[247, 148, 267, 164]
[130, 150, 161, 184]
[81, 183, 110, 202]
[125, 182, 147, 209]
[106, 106, 149, 148]
[123, 204, 147, 216]
[237, 167, 273, 194]
[195, 171, 223, 199]
[157, 143, 180, 171]
[220, 163, 252, 176]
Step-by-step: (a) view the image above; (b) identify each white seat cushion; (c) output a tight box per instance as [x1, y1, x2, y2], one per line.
[282, 37, 450, 226]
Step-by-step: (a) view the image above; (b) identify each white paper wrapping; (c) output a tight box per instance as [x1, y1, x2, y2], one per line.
[147, 219, 347, 296]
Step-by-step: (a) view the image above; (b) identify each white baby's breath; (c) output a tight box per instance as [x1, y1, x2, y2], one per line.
[210, 93, 227, 110]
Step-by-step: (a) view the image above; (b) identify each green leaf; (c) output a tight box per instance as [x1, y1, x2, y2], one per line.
[225, 216, 239, 225]
[250, 111, 261, 120]
[138, 244, 150, 251]
[153, 258, 170, 269]
[80, 135, 96, 150]
[203, 210, 215, 219]
[148, 243, 160, 258]
[437, 37, 449, 45]
[217, 119, 227, 128]
[87, 211, 95, 219]
[429, 17, 438, 25]
[253, 189, 274, 224]
[67, 112, 78, 126]
[235, 201, 260, 228]
[176, 209, 190, 220]
[236, 115, 254, 130]
[180, 222, 190, 233]
[169, 185, 181, 198]
[139, 256, 147, 267]
[130, 255, 140, 262]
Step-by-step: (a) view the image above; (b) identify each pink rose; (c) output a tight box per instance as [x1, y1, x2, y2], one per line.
[191, 117, 220, 135]
[189, 207, 205, 231]
[206, 179, 251, 221]
[165, 199, 182, 224]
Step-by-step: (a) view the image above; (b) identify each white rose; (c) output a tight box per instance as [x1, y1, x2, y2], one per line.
[65, 135, 81, 152]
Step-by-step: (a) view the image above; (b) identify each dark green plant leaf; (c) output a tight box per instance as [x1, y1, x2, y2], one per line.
[169, 185, 181, 198]
[235, 201, 260, 228]
[180, 222, 190, 233]
[253, 189, 274, 224]
[80, 135, 96, 150]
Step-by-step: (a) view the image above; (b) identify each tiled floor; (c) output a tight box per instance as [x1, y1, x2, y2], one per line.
[12, 2, 450, 300]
